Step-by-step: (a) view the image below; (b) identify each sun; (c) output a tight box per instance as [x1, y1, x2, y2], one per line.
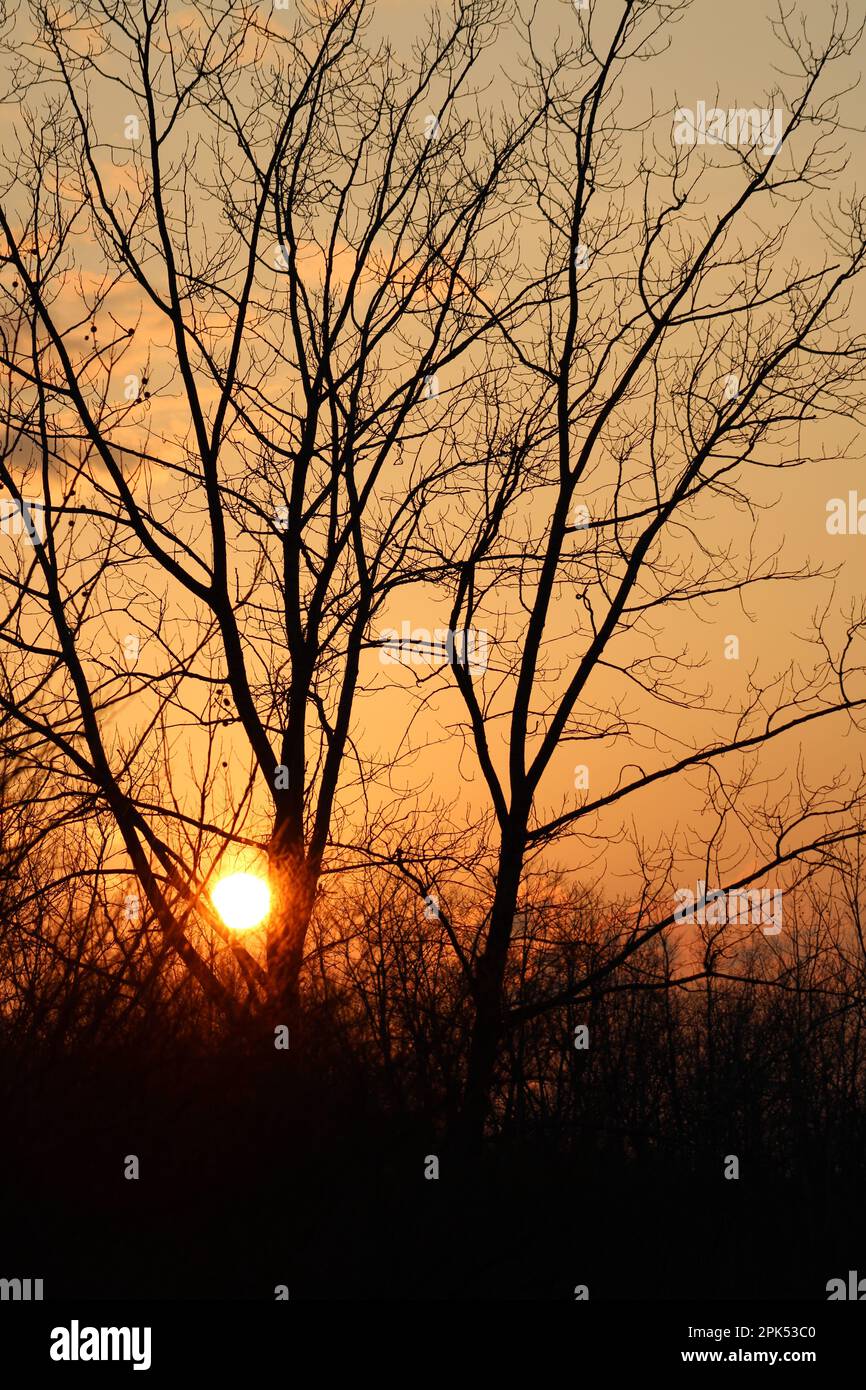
[211, 872, 271, 932]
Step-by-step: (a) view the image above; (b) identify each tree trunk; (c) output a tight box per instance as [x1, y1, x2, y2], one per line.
[266, 839, 316, 1043]
[454, 839, 525, 1153]
[455, 966, 503, 1154]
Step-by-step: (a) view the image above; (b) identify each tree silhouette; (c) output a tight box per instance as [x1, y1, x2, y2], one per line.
[0, 0, 865, 1157]
[0, 0, 541, 1030]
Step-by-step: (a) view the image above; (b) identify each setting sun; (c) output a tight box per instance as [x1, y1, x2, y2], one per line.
[211, 872, 271, 933]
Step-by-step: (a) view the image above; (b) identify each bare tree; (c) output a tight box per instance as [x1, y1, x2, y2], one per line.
[0, 0, 541, 1028]
[409, 0, 866, 1143]
[2, 0, 865, 1153]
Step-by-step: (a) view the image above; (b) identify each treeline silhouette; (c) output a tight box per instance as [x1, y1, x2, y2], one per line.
[3, 815, 865, 1299]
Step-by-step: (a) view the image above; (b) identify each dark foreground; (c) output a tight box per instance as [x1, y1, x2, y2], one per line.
[2, 1036, 862, 1302]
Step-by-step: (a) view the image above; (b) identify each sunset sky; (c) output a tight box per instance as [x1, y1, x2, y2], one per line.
[2, 0, 864, 935]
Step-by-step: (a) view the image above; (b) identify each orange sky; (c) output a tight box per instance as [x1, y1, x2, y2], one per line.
[1, 0, 864, 939]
